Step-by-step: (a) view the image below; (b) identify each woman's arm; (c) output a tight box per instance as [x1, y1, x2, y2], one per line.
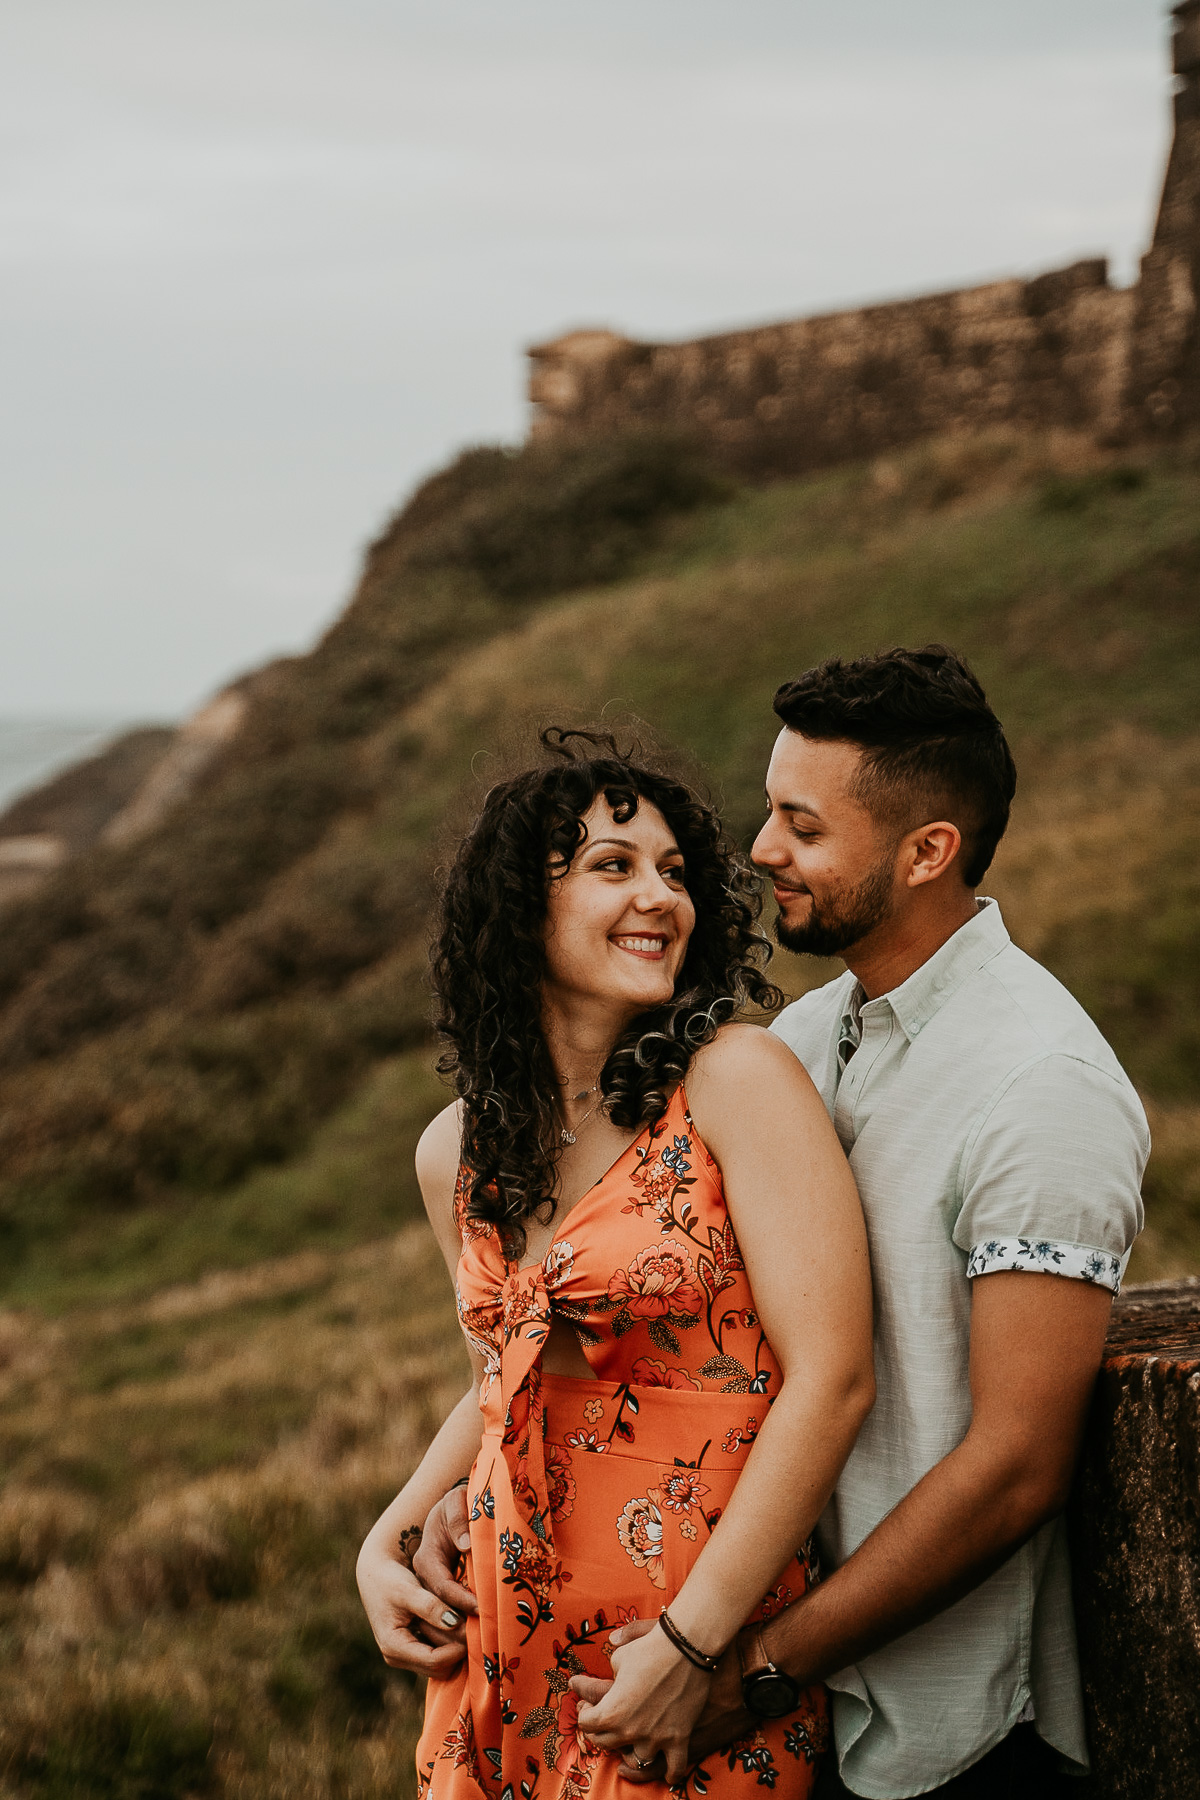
[357, 1387, 484, 1672]
[654, 1025, 874, 1648]
[357, 1100, 485, 1674]
[575, 1026, 874, 1778]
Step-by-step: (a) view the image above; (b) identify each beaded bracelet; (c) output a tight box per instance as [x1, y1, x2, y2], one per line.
[658, 1607, 721, 1674]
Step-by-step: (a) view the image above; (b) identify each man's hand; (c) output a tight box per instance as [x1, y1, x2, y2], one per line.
[413, 1486, 478, 1619]
[679, 1637, 754, 1767]
[571, 1619, 755, 1782]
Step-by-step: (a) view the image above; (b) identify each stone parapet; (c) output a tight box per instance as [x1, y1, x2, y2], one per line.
[529, 5, 1200, 478]
[529, 264, 1132, 479]
[1070, 1278, 1200, 1798]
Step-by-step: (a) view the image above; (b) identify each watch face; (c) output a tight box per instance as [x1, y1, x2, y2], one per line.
[745, 1671, 799, 1719]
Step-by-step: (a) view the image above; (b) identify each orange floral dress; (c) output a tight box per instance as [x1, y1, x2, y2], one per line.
[416, 1086, 827, 1800]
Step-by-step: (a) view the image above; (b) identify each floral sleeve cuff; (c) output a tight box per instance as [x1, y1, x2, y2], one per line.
[966, 1237, 1127, 1293]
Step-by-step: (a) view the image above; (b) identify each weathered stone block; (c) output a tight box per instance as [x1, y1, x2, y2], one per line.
[1069, 1279, 1200, 1798]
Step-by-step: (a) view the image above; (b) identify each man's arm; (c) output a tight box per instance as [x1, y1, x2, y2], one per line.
[602, 1268, 1113, 1769]
[761, 1270, 1111, 1674]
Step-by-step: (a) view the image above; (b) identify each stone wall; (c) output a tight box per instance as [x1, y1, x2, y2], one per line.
[1128, 1, 1200, 437]
[1070, 1279, 1200, 1798]
[529, 3, 1200, 478]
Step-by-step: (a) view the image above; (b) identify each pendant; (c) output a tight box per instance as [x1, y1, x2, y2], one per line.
[560, 1128, 576, 1145]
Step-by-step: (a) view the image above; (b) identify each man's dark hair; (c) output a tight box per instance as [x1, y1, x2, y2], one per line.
[772, 645, 1017, 887]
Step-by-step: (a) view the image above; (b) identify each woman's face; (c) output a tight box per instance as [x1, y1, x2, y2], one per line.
[542, 795, 696, 1023]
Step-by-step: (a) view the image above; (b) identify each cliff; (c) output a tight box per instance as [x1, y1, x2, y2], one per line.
[0, 425, 1196, 1310]
[0, 727, 174, 908]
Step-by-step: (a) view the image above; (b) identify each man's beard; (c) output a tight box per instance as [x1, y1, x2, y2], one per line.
[772, 854, 896, 958]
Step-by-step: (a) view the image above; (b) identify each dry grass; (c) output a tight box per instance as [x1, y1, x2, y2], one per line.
[0, 1221, 468, 1799]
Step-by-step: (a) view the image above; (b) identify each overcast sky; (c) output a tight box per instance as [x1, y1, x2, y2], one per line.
[0, 0, 1174, 720]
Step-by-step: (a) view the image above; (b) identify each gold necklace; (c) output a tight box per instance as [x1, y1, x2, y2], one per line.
[558, 1080, 601, 1146]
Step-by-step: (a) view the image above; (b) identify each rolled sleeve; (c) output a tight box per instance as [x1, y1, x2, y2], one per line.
[953, 1053, 1148, 1291]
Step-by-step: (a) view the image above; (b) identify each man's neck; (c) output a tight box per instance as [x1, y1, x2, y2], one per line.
[844, 891, 980, 1002]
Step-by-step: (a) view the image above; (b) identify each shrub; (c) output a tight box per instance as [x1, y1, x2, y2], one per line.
[1037, 464, 1147, 512]
[295, 1609, 398, 1721]
[0, 1489, 95, 1586]
[103, 1496, 259, 1616]
[400, 432, 732, 599]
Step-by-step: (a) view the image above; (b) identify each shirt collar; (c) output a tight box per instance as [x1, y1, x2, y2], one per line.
[839, 898, 1010, 1045]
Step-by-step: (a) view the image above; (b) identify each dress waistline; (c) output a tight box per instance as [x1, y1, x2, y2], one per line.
[532, 1370, 766, 1469]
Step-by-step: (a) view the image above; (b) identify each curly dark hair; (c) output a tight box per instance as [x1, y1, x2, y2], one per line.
[431, 728, 781, 1256]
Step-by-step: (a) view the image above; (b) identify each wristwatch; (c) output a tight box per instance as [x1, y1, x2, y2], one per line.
[738, 1625, 801, 1719]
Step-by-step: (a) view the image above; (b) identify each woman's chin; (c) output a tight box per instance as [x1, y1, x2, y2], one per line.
[576, 979, 674, 1019]
[618, 977, 677, 1014]
[549, 956, 680, 1018]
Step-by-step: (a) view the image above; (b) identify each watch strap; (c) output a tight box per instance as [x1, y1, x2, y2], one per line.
[738, 1624, 772, 1680]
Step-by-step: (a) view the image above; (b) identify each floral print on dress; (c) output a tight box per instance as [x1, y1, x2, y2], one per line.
[418, 1085, 826, 1800]
[546, 1444, 576, 1521]
[607, 1242, 705, 1319]
[544, 1242, 577, 1290]
[630, 1356, 702, 1391]
[616, 1493, 666, 1587]
[657, 1468, 711, 1515]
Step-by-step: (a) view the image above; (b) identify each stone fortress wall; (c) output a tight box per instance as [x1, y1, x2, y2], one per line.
[528, 3, 1200, 476]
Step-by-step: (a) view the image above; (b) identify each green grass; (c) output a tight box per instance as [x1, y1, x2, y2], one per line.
[1, 1048, 448, 1311]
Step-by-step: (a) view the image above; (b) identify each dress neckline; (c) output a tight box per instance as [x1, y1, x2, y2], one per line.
[509, 1083, 689, 1274]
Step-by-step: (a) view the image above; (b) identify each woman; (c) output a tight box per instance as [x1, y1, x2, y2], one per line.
[358, 731, 873, 1797]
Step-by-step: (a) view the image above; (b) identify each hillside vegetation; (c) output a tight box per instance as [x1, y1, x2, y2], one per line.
[0, 425, 1197, 1797]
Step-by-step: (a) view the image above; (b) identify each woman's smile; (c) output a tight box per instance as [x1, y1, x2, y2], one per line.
[611, 932, 670, 960]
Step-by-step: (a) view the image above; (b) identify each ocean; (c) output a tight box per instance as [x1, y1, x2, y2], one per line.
[0, 718, 132, 817]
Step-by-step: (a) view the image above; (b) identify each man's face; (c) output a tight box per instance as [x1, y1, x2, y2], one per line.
[750, 729, 900, 958]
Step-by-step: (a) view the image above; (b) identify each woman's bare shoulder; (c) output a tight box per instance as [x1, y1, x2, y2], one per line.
[415, 1100, 464, 1209]
[686, 1023, 821, 1139]
[688, 1021, 810, 1088]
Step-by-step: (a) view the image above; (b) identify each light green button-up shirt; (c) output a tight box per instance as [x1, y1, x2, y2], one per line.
[771, 900, 1147, 1798]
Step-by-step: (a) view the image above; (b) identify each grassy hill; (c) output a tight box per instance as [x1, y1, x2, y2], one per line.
[0, 424, 1197, 1798]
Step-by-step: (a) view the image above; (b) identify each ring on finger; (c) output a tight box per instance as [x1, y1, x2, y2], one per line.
[632, 1753, 654, 1772]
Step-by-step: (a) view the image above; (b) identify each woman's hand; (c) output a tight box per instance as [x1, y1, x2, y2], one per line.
[573, 1623, 712, 1785]
[356, 1525, 469, 1678]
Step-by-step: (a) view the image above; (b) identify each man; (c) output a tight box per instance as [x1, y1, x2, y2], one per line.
[367, 646, 1147, 1797]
